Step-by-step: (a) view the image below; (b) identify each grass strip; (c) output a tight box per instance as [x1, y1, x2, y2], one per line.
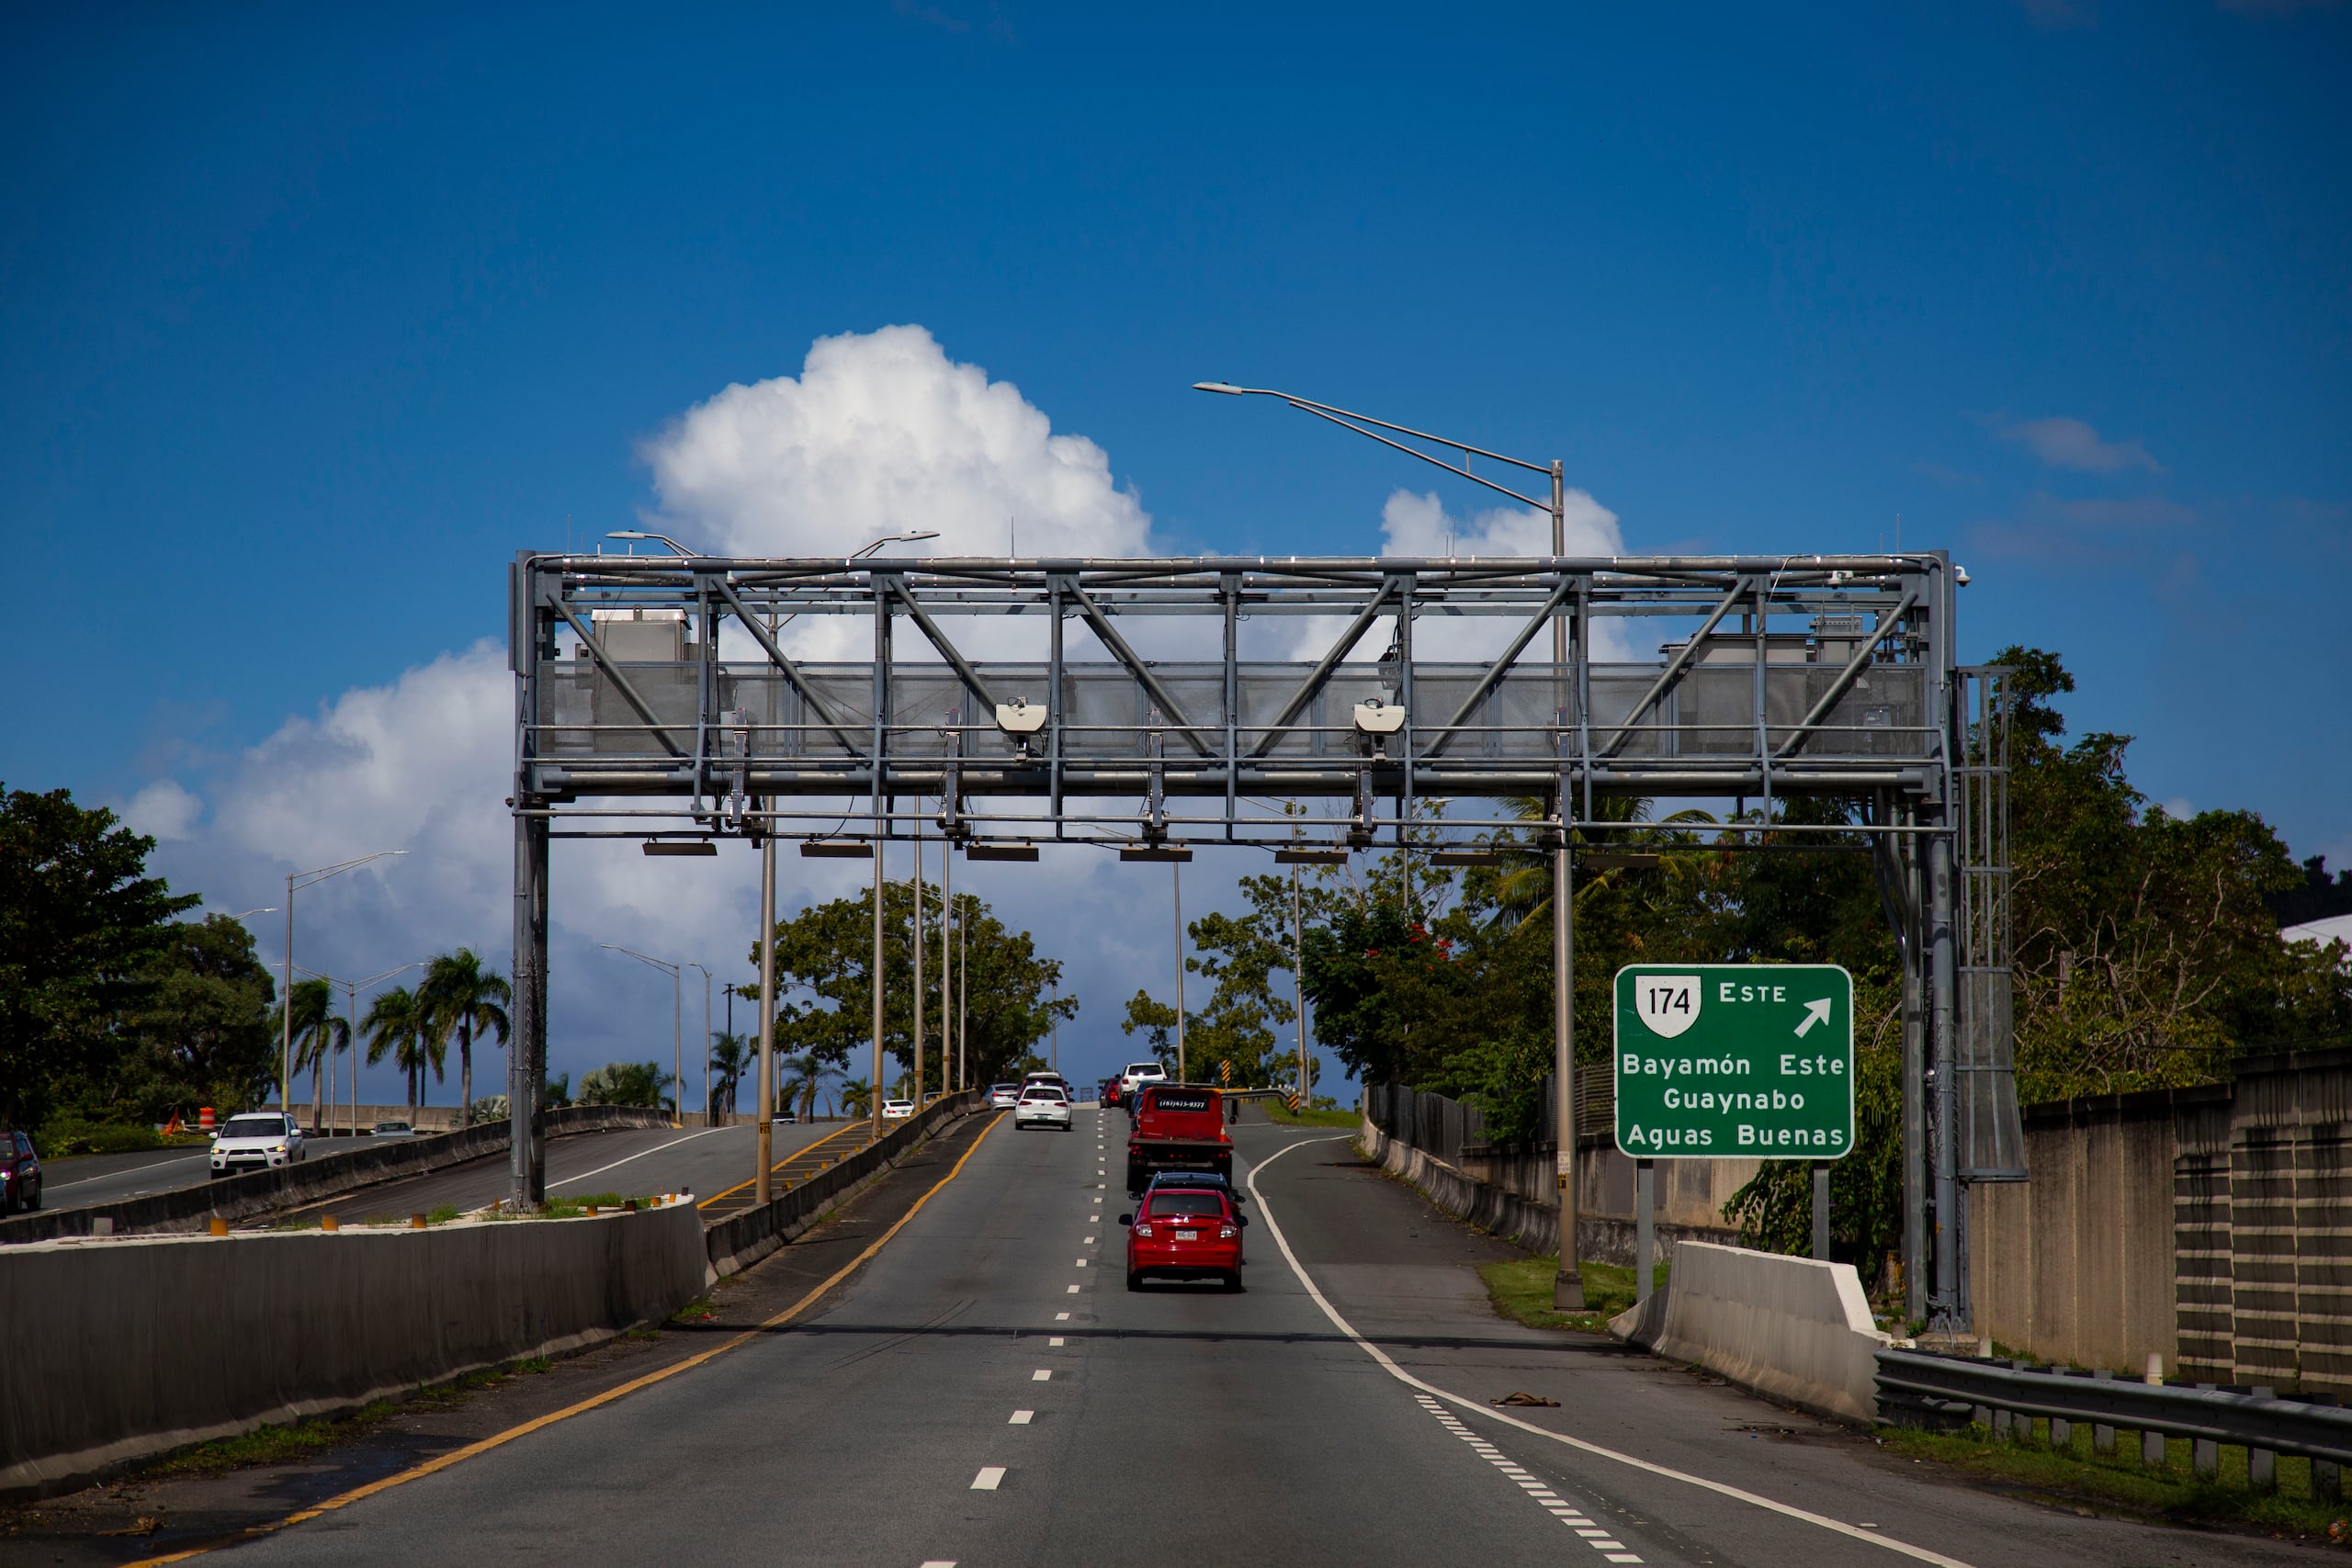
[1260, 1100, 1360, 1128]
[1480, 1253, 1668, 1334]
[1880, 1422, 2349, 1541]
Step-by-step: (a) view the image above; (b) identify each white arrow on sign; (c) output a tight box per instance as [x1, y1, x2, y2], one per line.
[1793, 998, 1833, 1038]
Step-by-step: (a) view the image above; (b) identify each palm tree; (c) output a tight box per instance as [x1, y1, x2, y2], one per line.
[1486, 794, 1715, 931]
[363, 986, 427, 1123]
[420, 950, 513, 1128]
[837, 1077, 873, 1119]
[779, 1051, 830, 1121]
[276, 978, 346, 1133]
[707, 1030, 752, 1118]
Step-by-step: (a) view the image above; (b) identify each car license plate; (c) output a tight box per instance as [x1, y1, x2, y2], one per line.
[1174, 1228, 1198, 1240]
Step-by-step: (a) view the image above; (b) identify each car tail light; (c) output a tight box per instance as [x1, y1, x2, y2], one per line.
[1133, 1223, 1153, 1238]
[1219, 1224, 1238, 1239]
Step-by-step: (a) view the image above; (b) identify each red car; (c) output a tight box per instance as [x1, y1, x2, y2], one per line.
[1120, 1183, 1246, 1292]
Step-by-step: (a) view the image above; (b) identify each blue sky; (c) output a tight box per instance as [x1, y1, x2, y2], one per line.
[6, 4, 2347, 1103]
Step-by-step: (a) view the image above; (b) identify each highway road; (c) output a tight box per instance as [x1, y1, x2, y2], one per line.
[192, 1105, 2298, 1568]
[268, 1118, 865, 1224]
[38, 1136, 371, 1212]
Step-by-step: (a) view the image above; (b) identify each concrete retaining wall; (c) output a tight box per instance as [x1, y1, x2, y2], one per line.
[1610, 1239, 1891, 1425]
[1357, 1115, 1565, 1254]
[0, 1106, 670, 1247]
[0, 1201, 707, 1499]
[706, 1091, 983, 1280]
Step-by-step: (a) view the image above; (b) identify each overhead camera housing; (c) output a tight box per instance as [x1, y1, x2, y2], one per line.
[995, 697, 1048, 736]
[1351, 698, 1406, 737]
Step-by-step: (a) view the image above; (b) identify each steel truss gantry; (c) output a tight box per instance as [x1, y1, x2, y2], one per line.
[504, 549, 2022, 1331]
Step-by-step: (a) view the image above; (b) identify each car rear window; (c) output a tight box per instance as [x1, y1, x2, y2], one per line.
[1145, 1192, 1228, 1218]
[1022, 1086, 1068, 1100]
[1147, 1090, 1213, 1114]
[221, 1116, 283, 1138]
[1126, 1065, 1161, 1076]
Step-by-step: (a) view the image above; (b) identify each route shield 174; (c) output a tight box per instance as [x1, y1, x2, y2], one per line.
[1612, 964, 1855, 1160]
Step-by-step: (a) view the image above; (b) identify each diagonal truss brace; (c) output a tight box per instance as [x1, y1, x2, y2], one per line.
[1063, 579, 1214, 758]
[1249, 577, 1403, 759]
[1420, 578, 1575, 760]
[1596, 577, 1749, 759]
[709, 577, 868, 760]
[548, 599, 690, 760]
[1774, 589, 1917, 760]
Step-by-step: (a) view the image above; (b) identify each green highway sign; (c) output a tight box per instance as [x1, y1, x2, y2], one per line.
[1612, 964, 1855, 1160]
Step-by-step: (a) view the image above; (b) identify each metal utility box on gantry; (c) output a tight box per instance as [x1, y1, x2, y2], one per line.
[503, 550, 2021, 1329]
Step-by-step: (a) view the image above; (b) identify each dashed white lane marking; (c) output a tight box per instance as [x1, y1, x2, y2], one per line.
[1032, 1369, 1052, 1381]
[1411, 1391, 1641, 1562]
[1075, 1258, 1088, 1267]
[970, 1467, 1005, 1491]
[922, 1560, 957, 1566]
[1246, 1136, 1978, 1568]
[1066, 1284, 1080, 1293]
[1084, 1235, 1095, 1243]
[1049, 1337, 1066, 1347]
[1055, 1312, 1070, 1320]
[1009, 1410, 1034, 1425]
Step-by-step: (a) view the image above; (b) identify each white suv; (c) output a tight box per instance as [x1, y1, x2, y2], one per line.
[1118, 1062, 1168, 1100]
[209, 1112, 305, 1179]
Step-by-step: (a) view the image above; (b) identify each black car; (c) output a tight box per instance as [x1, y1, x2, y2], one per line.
[1, 1130, 42, 1213]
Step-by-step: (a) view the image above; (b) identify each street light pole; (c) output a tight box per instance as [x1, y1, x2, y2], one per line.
[600, 944, 684, 1126]
[281, 852, 408, 1118]
[688, 963, 711, 1124]
[1194, 378, 1583, 1305]
[871, 837, 886, 1137]
[1172, 860, 1186, 1083]
[756, 829, 778, 1202]
[912, 826, 926, 1109]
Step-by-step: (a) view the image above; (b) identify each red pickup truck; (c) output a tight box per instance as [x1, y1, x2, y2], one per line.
[1125, 1084, 1232, 1194]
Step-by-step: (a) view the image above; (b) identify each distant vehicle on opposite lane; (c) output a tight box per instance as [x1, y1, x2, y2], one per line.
[0, 1130, 42, 1213]
[209, 1112, 305, 1179]
[1014, 1083, 1072, 1131]
[880, 1099, 915, 1121]
[370, 1120, 417, 1138]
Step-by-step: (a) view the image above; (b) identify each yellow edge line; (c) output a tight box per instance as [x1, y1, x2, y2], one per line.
[126, 1111, 1007, 1567]
[695, 1121, 867, 1211]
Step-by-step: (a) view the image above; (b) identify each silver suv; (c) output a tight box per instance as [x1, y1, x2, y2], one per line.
[209, 1112, 305, 1179]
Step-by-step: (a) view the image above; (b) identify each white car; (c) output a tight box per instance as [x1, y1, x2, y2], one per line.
[1014, 1084, 1072, 1131]
[988, 1082, 1022, 1109]
[1117, 1062, 1168, 1100]
[880, 1098, 915, 1121]
[370, 1120, 416, 1139]
[210, 1112, 305, 1179]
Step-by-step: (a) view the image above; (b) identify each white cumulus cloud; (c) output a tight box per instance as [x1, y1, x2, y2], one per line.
[1996, 415, 2163, 474]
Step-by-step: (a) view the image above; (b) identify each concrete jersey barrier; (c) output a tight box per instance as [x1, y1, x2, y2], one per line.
[1609, 1238, 1893, 1424]
[0, 1201, 707, 1500]
[706, 1090, 984, 1280]
[0, 1105, 673, 1246]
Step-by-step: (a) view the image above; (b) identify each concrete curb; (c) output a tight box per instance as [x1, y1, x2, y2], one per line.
[1357, 1114, 1565, 1254]
[1609, 1239, 1892, 1425]
[0, 1201, 707, 1501]
[0, 1106, 672, 1246]
[705, 1092, 985, 1281]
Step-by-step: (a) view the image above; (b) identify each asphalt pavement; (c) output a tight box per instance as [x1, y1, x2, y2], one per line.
[37, 1137, 370, 1212]
[185, 1104, 2312, 1568]
[263, 1118, 862, 1224]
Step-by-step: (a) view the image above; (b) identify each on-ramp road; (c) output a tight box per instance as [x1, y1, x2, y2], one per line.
[190, 1108, 2304, 1566]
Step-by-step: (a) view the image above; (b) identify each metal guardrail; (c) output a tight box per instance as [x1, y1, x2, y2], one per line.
[1876, 1348, 2352, 1486]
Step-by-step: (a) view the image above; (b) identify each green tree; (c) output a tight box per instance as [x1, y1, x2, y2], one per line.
[420, 950, 512, 1127]
[747, 878, 1075, 1092]
[707, 1030, 752, 1116]
[118, 914, 277, 1121]
[779, 1051, 830, 1119]
[578, 1060, 673, 1108]
[0, 784, 198, 1128]
[1120, 990, 1178, 1057]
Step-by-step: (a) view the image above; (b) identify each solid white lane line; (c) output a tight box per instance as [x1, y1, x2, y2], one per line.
[1245, 1135, 1977, 1568]
[549, 1125, 731, 1190]
[1032, 1370, 1052, 1381]
[970, 1467, 1005, 1491]
[1010, 1411, 1034, 1425]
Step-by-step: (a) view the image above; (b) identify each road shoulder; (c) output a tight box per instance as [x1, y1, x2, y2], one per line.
[0, 1111, 1000, 1566]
